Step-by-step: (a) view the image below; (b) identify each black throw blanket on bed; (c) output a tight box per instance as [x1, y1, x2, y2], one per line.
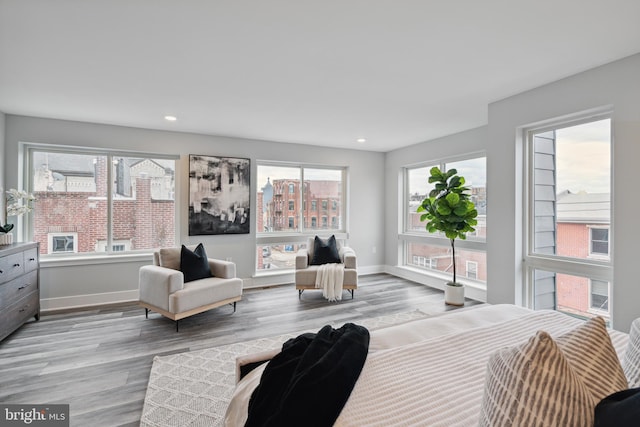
[244, 323, 370, 427]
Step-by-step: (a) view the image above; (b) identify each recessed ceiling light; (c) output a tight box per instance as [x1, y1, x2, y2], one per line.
[356, 138, 366, 143]
[164, 115, 177, 122]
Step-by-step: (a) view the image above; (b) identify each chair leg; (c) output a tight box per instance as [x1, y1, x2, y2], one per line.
[298, 289, 304, 299]
[176, 319, 179, 332]
[233, 301, 237, 312]
[350, 289, 354, 299]
[145, 308, 149, 319]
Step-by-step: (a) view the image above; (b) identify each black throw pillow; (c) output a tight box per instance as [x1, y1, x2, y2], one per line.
[180, 243, 212, 282]
[594, 387, 640, 427]
[310, 235, 341, 265]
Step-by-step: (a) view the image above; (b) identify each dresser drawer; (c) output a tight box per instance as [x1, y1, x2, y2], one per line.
[0, 270, 38, 310]
[24, 248, 39, 273]
[0, 252, 26, 284]
[0, 290, 39, 341]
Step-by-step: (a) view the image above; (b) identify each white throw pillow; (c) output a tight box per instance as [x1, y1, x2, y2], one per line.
[479, 316, 628, 427]
[623, 317, 640, 387]
[555, 316, 628, 401]
[478, 330, 594, 427]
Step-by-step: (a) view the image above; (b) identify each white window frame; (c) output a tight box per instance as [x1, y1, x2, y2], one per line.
[589, 226, 610, 258]
[466, 261, 478, 279]
[256, 161, 348, 274]
[399, 153, 487, 289]
[48, 232, 78, 254]
[589, 278, 610, 315]
[522, 112, 613, 310]
[24, 143, 179, 259]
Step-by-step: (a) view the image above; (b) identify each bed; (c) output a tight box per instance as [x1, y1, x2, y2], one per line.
[224, 305, 633, 426]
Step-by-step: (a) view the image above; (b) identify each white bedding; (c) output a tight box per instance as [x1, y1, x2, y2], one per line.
[224, 305, 628, 426]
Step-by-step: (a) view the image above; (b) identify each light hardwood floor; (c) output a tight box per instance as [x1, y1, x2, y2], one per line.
[0, 273, 482, 427]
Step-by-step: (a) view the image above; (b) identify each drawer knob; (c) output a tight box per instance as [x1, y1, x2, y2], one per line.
[13, 263, 20, 267]
[19, 308, 26, 313]
[29, 258, 36, 261]
[18, 285, 26, 290]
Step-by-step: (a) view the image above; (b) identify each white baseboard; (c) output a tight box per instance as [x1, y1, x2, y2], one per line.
[385, 265, 487, 302]
[40, 265, 480, 311]
[41, 290, 140, 312]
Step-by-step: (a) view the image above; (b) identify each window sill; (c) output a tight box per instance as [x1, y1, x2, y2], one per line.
[40, 252, 153, 268]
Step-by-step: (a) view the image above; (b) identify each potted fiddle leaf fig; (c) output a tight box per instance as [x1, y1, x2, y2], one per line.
[416, 167, 478, 306]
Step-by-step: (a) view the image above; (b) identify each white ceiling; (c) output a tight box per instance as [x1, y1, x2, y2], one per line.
[1, 1, 639, 152]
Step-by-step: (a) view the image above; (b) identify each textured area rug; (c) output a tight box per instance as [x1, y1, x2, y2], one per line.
[140, 310, 428, 427]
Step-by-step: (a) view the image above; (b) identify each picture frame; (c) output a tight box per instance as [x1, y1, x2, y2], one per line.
[188, 154, 251, 235]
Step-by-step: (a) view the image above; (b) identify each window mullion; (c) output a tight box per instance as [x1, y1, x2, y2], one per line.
[106, 154, 113, 253]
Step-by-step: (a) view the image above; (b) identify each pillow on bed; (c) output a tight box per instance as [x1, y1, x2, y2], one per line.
[555, 316, 628, 401]
[623, 318, 640, 387]
[478, 330, 594, 427]
[310, 235, 341, 265]
[479, 316, 628, 427]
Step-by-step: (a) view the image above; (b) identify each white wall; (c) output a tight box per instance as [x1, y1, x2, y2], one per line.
[4, 115, 386, 310]
[487, 53, 640, 332]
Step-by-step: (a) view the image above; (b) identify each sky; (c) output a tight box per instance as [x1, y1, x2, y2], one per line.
[555, 118, 610, 194]
[408, 157, 486, 196]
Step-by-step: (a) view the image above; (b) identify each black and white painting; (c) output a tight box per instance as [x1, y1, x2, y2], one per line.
[189, 154, 251, 235]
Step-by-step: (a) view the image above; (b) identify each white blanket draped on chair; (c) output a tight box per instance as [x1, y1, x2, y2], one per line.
[315, 263, 344, 301]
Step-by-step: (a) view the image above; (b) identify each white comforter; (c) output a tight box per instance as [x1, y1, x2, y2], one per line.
[225, 305, 628, 426]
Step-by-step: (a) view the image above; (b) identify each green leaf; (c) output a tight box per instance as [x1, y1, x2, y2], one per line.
[445, 192, 460, 207]
[453, 205, 468, 216]
[444, 230, 457, 239]
[436, 204, 451, 216]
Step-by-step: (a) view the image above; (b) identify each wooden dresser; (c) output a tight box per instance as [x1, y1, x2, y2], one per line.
[0, 242, 40, 341]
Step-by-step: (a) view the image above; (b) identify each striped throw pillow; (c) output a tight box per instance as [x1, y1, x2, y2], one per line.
[623, 318, 640, 387]
[555, 316, 628, 401]
[478, 331, 594, 427]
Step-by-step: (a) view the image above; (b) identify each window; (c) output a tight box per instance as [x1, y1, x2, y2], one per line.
[590, 279, 609, 312]
[590, 227, 609, 256]
[96, 239, 131, 252]
[256, 163, 346, 272]
[28, 146, 177, 256]
[525, 116, 612, 318]
[332, 200, 337, 210]
[466, 261, 478, 280]
[402, 156, 487, 286]
[48, 233, 77, 254]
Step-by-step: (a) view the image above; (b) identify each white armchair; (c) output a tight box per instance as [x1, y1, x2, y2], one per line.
[295, 237, 357, 299]
[139, 246, 243, 331]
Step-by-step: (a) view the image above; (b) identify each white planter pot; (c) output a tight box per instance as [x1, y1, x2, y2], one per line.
[444, 283, 465, 306]
[0, 233, 13, 246]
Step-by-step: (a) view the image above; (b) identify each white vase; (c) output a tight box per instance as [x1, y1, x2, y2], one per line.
[0, 233, 14, 245]
[444, 282, 465, 306]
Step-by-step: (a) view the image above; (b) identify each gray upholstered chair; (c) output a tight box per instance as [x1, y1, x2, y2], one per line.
[295, 237, 357, 299]
[139, 246, 242, 331]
